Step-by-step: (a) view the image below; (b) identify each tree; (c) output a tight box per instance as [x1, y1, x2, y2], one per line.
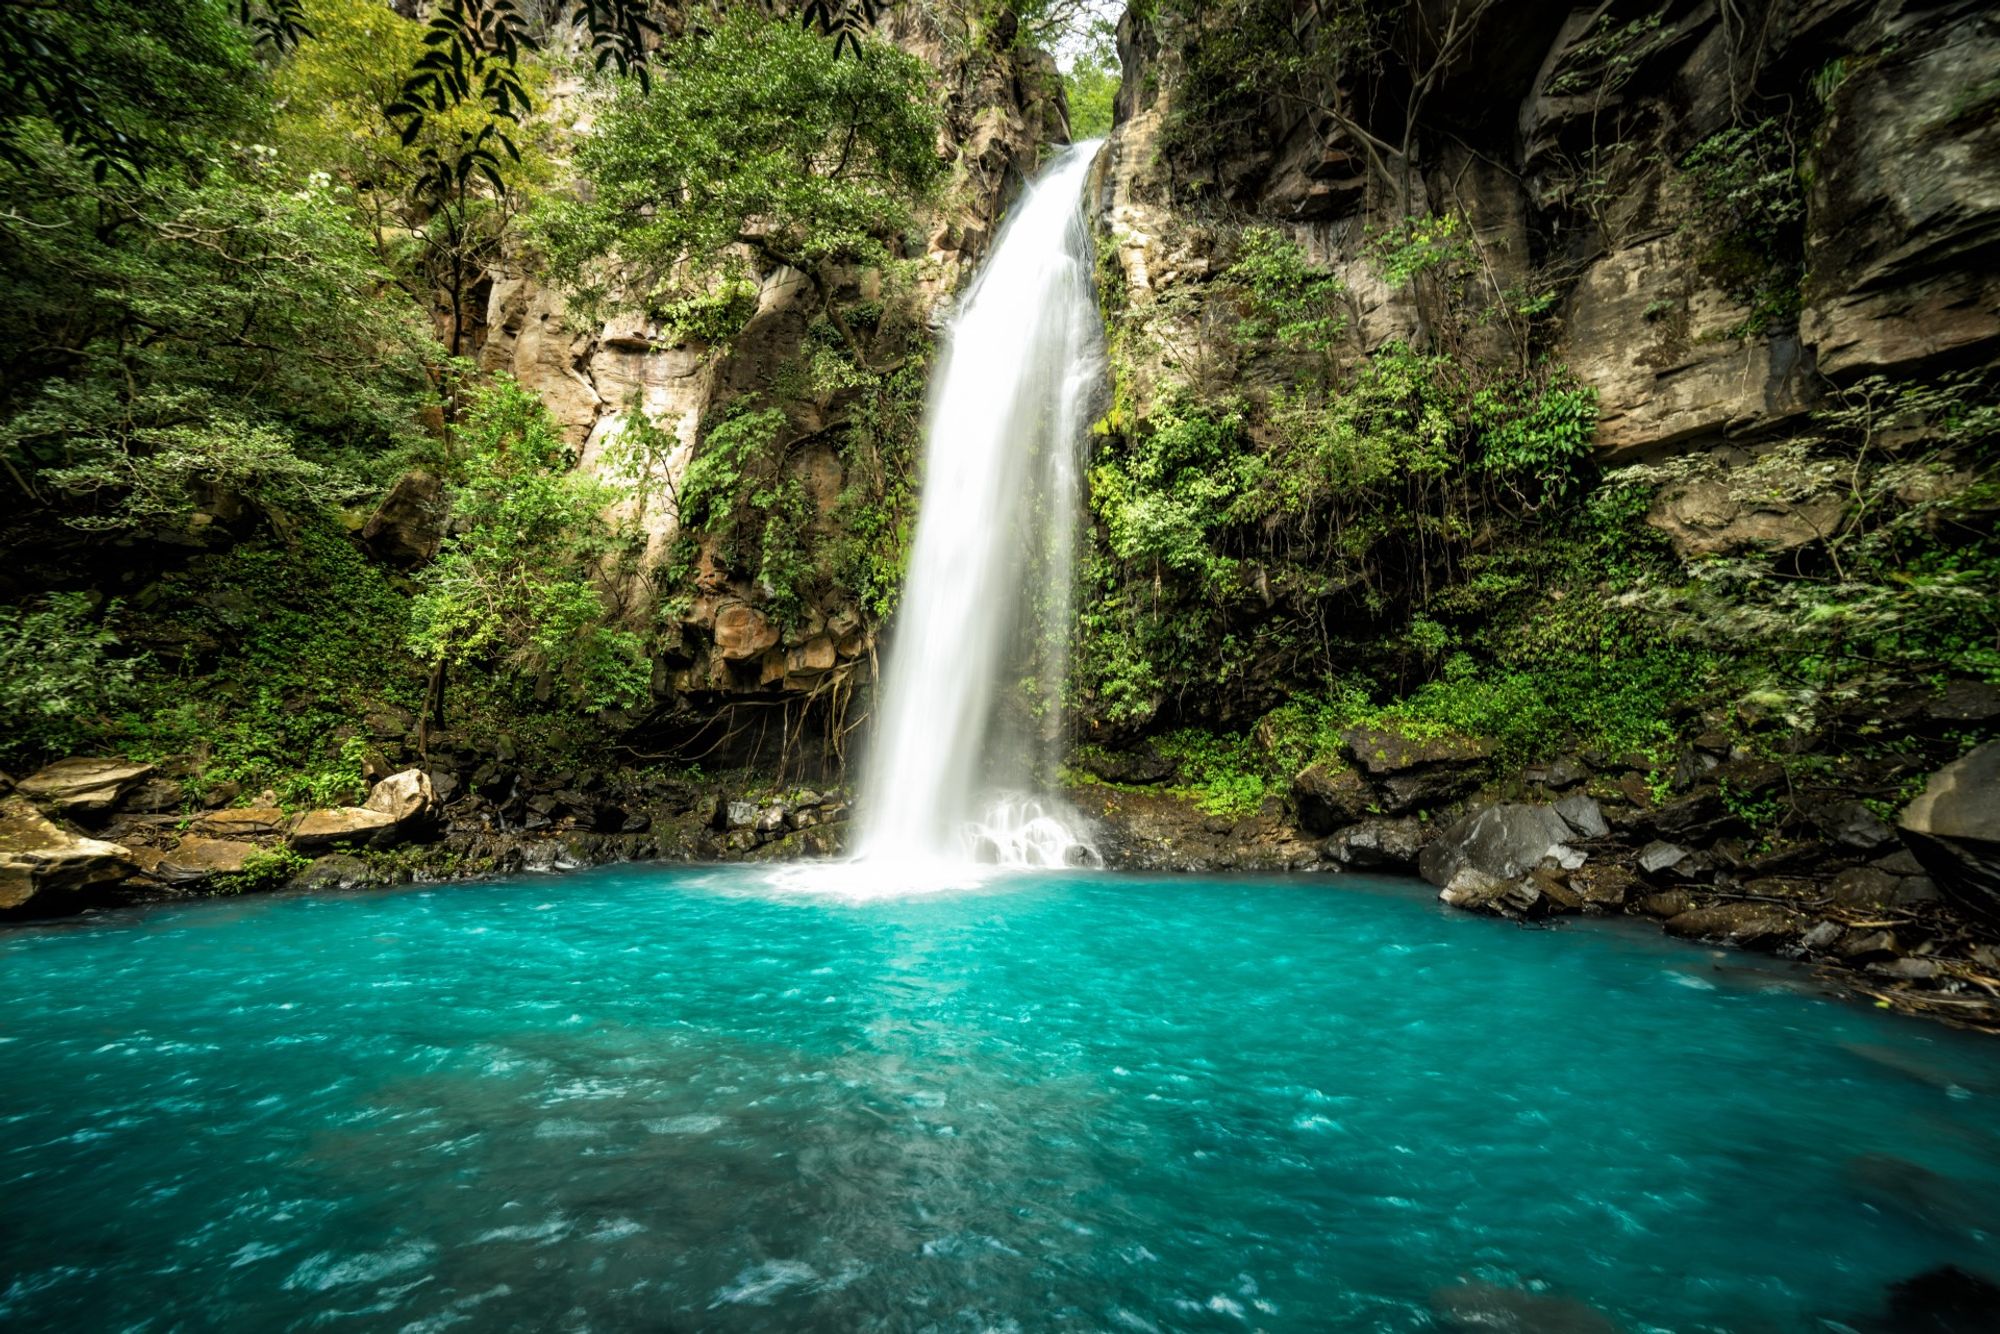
[408, 377, 651, 729]
[535, 9, 945, 322]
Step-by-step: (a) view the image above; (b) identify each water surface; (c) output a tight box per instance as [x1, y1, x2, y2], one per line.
[3, 867, 1997, 1331]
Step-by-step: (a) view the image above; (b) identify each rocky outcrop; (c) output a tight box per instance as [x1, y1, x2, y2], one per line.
[15, 759, 154, 819]
[1899, 741, 2000, 924]
[288, 807, 398, 852]
[360, 471, 446, 565]
[0, 794, 135, 911]
[1101, 0, 2000, 460]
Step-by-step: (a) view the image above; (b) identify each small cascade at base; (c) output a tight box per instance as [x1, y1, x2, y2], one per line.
[848, 140, 1107, 873]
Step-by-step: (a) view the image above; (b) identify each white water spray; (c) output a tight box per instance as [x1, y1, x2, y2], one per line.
[853, 141, 1105, 869]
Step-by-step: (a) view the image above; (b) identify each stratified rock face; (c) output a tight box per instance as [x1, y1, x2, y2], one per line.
[1899, 741, 2000, 923]
[1102, 0, 2000, 461]
[1801, 11, 2000, 378]
[15, 758, 155, 819]
[1565, 234, 1813, 459]
[0, 794, 135, 910]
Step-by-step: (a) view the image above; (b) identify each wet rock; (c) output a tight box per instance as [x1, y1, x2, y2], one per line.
[721, 800, 758, 831]
[1838, 930, 1901, 964]
[15, 758, 156, 819]
[1929, 681, 2000, 725]
[1554, 793, 1609, 840]
[1664, 902, 1805, 948]
[1801, 11, 2000, 379]
[1801, 920, 1844, 951]
[1832, 866, 1902, 908]
[1636, 889, 1695, 918]
[1898, 741, 2000, 924]
[1637, 841, 1688, 874]
[120, 777, 188, 814]
[0, 794, 136, 910]
[1342, 724, 1490, 814]
[1293, 761, 1376, 833]
[1429, 1281, 1621, 1334]
[291, 854, 375, 892]
[1322, 817, 1425, 871]
[1418, 804, 1578, 888]
[155, 836, 259, 884]
[192, 806, 289, 839]
[1078, 744, 1173, 785]
[754, 805, 787, 836]
[1815, 799, 1896, 851]
[1872, 957, 1943, 984]
[288, 807, 398, 851]
[1570, 864, 1637, 908]
[1845, 1153, 1994, 1237]
[1523, 756, 1588, 789]
[1881, 1264, 2000, 1334]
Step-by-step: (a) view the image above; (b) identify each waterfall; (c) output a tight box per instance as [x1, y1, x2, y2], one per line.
[854, 140, 1105, 869]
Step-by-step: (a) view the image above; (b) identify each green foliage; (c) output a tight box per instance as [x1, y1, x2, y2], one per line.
[0, 594, 135, 766]
[1061, 25, 1120, 140]
[1153, 728, 1271, 818]
[121, 521, 420, 805]
[1223, 226, 1345, 355]
[1092, 397, 1253, 587]
[209, 846, 309, 895]
[679, 407, 788, 536]
[410, 377, 650, 714]
[1680, 119, 1805, 335]
[1, 135, 434, 532]
[536, 11, 944, 320]
[0, 0, 263, 181]
[1471, 369, 1599, 501]
[1365, 213, 1475, 290]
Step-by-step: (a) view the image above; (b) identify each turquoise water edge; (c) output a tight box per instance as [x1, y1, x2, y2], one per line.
[3, 867, 1997, 1331]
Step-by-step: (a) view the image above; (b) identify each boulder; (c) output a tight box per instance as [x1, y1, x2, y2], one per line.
[713, 602, 780, 661]
[1814, 799, 1895, 851]
[1663, 902, 1805, 949]
[1636, 889, 1695, 918]
[1078, 744, 1173, 786]
[360, 470, 445, 564]
[15, 758, 155, 818]
[1569, 863, 1637, 908]
[1831, 866, 1901, 909]
[1321, 817, 1425, 871]
[193, 806, 289, 839]
[1293, 761, 1375, 833]
[1637, 841, 1688, 874]
[1897, 741, 2000, 924]
[155, 836, 259, 884]
[1418, 804, 1579, 888]
[292, 854, 375, 892]
[1554, 793, 1609, 840]
[288, 807, 398, 851]
[0, 795, 136, 910]
[1341, 724, 1490, 814]
[364, 769, 439, 826]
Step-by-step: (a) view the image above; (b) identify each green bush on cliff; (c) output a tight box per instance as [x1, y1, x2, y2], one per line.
[0, 593, 135, 766]
[536, 9, 944, 323]
[118, 520, 419, 805]
[409, 378, 650, 718]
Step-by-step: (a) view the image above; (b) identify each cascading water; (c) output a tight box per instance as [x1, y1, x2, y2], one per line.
[853, 140, 1105, 870]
